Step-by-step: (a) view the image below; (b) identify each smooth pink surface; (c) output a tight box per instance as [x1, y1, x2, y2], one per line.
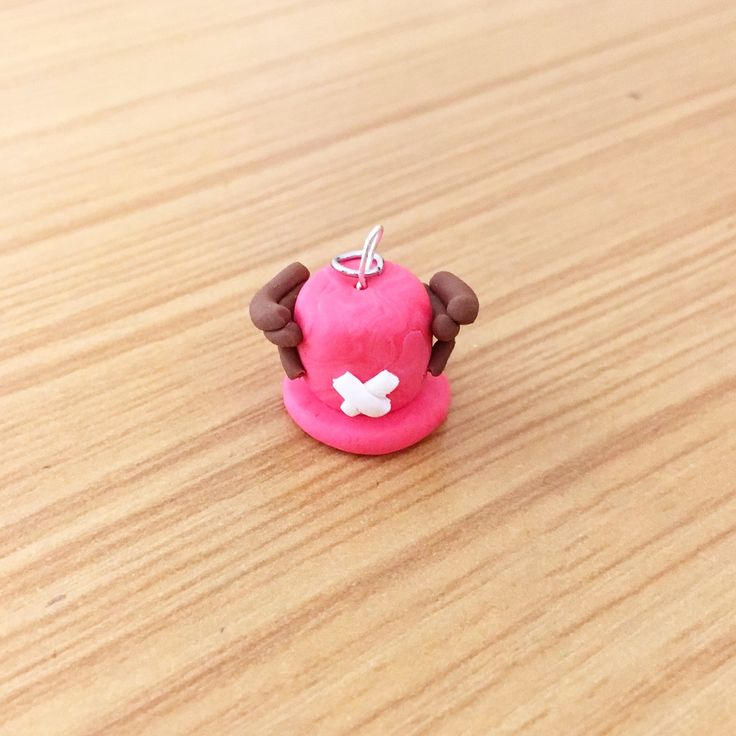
[294, 261, 432, 412]
[283, 373, 451, 455]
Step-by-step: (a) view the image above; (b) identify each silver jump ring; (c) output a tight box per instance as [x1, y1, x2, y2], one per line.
[331, 225, 384, 290]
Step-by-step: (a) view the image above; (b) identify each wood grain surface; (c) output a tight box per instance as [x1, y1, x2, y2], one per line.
[2, 0, 736, 733]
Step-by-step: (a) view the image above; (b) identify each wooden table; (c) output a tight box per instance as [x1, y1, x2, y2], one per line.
[2, 1, 735, 733]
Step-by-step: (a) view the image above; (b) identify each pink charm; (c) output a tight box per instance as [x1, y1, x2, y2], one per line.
[250, 226, 479, 455]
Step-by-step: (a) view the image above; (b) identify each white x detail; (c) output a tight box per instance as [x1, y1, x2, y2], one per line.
[332, 370, 400, 418]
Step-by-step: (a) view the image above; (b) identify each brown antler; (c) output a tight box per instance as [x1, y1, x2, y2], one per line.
[250, 263, 310, 378]
[426, 271, 479, 376]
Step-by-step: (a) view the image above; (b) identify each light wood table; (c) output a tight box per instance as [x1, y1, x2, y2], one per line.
[2, 1, 735, 733]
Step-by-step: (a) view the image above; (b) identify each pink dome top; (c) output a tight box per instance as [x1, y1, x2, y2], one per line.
[294, 260, 432, 412]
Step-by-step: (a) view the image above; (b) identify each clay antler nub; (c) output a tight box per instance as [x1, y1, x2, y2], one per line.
[250, 262, 310, 379]
[429, 271, 480, 324]
[426, 271, 478, 376]
[250, 262, 309, 331]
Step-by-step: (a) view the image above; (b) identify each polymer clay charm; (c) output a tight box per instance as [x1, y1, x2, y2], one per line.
[250, 226, 479, 455]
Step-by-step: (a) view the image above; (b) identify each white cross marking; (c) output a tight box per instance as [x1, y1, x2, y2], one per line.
[332, 370, 400, 418]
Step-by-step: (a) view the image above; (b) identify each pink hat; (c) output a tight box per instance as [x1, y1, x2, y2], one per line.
[283, 227, 451, 454]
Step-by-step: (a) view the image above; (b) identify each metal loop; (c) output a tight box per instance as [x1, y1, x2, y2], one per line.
[331, 225, 385, 290]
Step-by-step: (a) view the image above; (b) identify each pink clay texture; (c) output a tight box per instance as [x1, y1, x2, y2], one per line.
[294, 260, 433, 413]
